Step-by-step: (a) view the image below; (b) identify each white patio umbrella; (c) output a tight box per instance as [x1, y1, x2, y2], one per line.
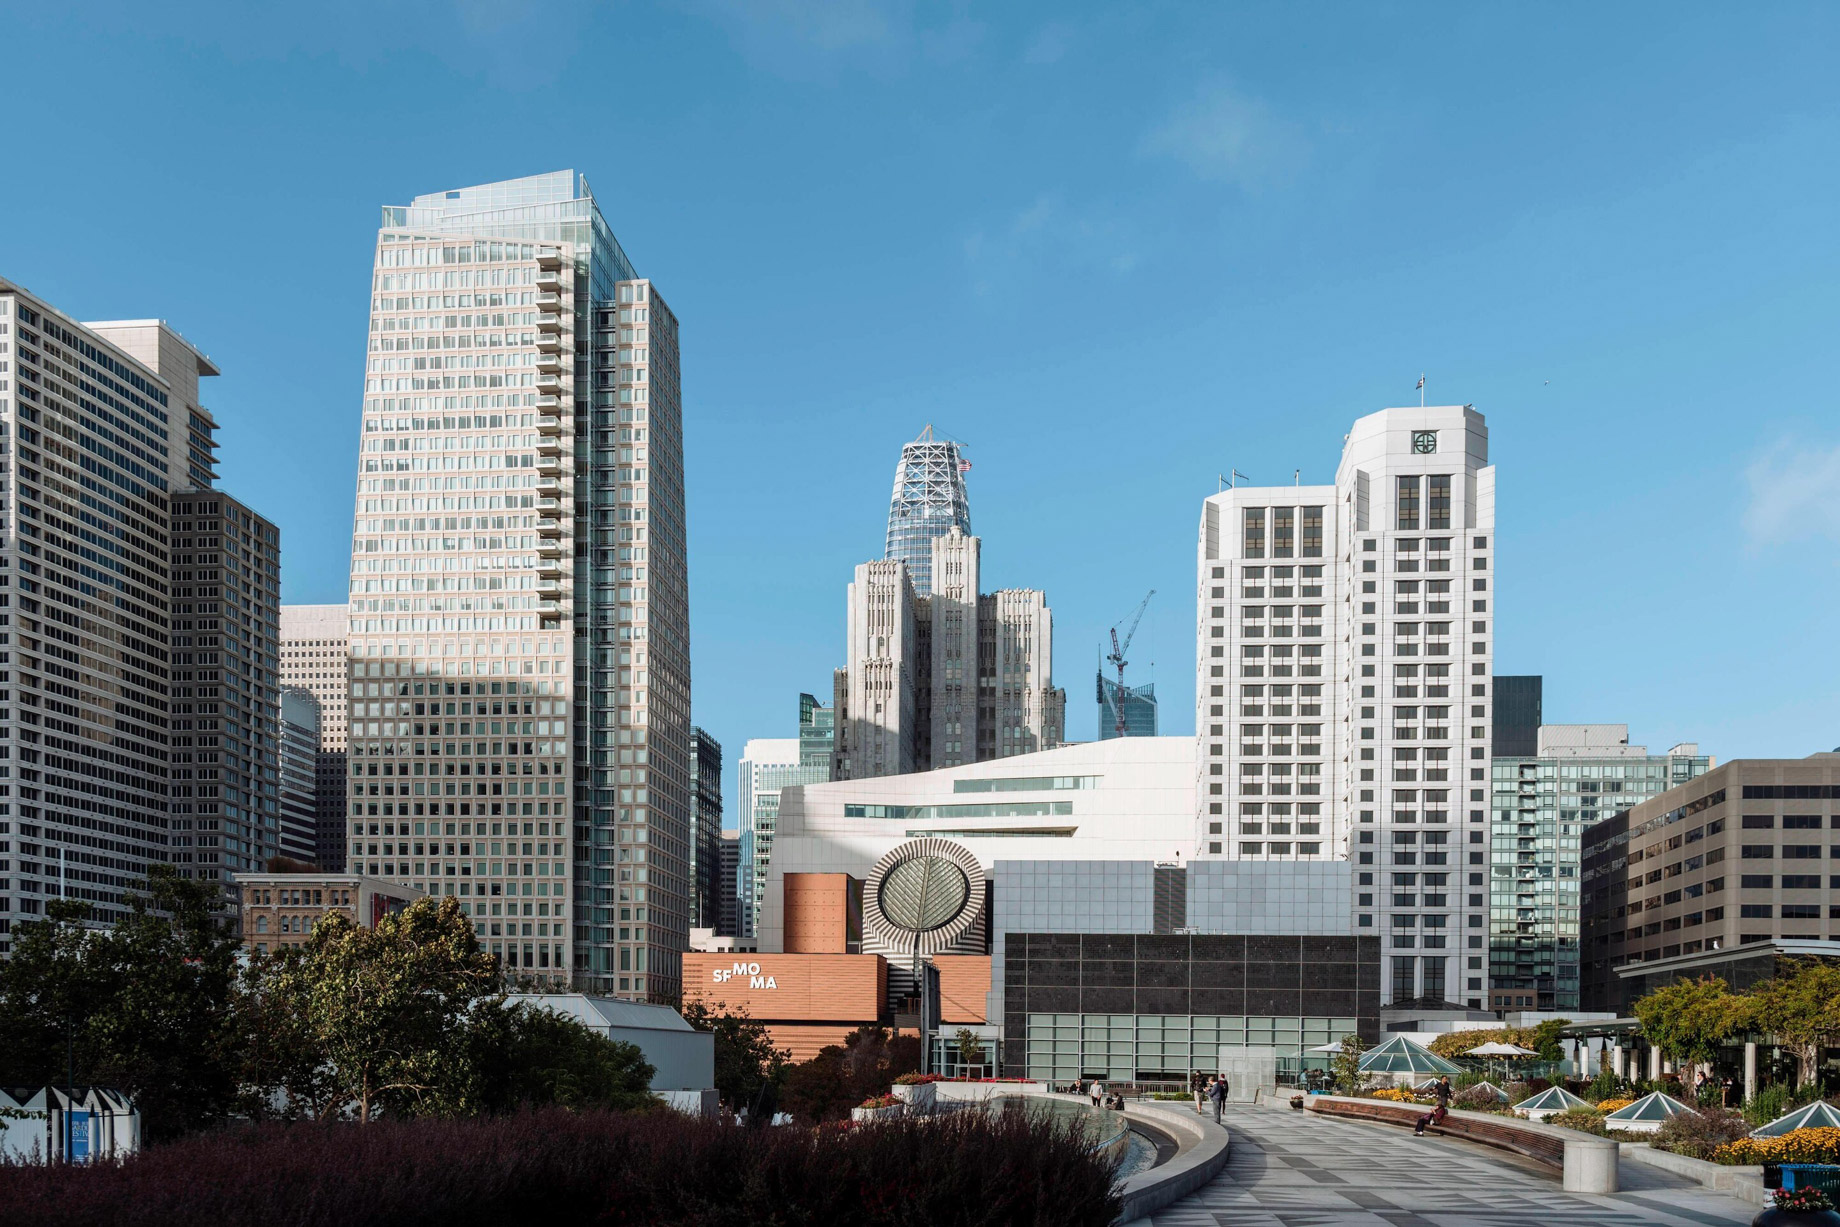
[1464, 1041, 1537, 1081]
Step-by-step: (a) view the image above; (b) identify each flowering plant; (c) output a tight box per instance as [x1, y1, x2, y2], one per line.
[1368, 1088, 1420, 1103]
[1714, 1127, 1840, 1166]
[858, 1095, 900, 1110]
[1593, 1097, 1636, 1113]
[1773, 1186, 1835, 1213]
[894, 1073, 945, 1086]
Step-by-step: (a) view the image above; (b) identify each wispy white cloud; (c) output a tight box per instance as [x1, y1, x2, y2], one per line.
[1140, 81, 1306, 189]
[685, 0, 984, 73]
[962, 193, 1138, 295]
[697, 0, 902, 52]
[1744, 439, 1840, 548]
[1022, 21, 1073, 65]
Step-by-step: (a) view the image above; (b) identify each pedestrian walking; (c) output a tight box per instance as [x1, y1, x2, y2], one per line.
[1433, 1075, 1452, 1111]
[1090, 1079, 1106, 1109]
[1207, 1073, 1229, 1124]
[1191, 1070, 1207, 1113]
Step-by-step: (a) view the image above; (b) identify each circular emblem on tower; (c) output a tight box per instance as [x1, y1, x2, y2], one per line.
[863, 837, 984, 956]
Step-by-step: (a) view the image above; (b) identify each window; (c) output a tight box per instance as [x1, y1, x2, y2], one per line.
[1243, 508, 1265, 558]
[1739, 904, 1772, 918]
[1742, 815, 1775, 829]
[1783, 814, 1821, 829]
[1427, 474, 1451, 530]
[1396, 477, 1420, 530]
[1272, 507, 1294, 558]
[1781, 904, 1820, 919]
[1740, 875, 1773, 889]
[1742, 845, 1774, 859]
[1783, 845, 1820, 859]
[1301, 507, 1323, 557]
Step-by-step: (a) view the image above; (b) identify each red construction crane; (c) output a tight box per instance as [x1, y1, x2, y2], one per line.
[1104, 590, 1155, 739]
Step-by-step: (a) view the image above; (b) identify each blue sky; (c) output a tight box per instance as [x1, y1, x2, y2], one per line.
[5, 2, 1839, 817]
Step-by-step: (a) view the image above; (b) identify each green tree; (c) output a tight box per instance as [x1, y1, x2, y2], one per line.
[0, 869, 244, 1141]
[466, 1004, 657, 1113]
[1634, 976, 1750, 1075]
[253, 896, 501, 1120]
[1528, 1017, 1574, 1062]
[955, 1027, 987, 1075]
[1332, 1034, 1367, 1095]
[1751, 960, 1840, 1089]
[680, 1000, 788, 1118]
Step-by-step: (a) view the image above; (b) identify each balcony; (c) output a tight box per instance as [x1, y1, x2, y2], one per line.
[537, 600, 561, 615]
[535, 395, 560, 409]
[536, 539, 563, 558]
[538, 580, 565, 600]
[536, 517, 565, 538]
[536, 414, 564, 434]
[536, 292, 562, 309]
[535, 497, 563, 512]
[536, 374, 561, 390]
[535, 330, 563, 352]
[536, 271, 564, 290]
[536, 248, 564, 270]
[536, 432, 564, 455]
[535, 353, 562, 372]
[536, 455, 563, 475]
[538, 558, 565, 578]
[536, 476, 563, 496]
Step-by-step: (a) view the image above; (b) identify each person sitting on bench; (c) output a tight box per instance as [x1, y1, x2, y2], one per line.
[1413, 1104, 1448, 1136]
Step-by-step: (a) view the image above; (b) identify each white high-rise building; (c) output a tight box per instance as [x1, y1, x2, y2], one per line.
[1198, 406, 1495, 1009]
[737, 738, 825, 939]
[342, 172, 690, 999]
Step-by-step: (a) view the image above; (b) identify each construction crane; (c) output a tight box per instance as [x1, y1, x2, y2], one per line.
[1104, 590, 1155, 739]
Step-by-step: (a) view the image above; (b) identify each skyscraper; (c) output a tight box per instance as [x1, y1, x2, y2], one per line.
[344, 171, 690, 999]
[689, 727, 723, 931]
[281, 604, 351, 871]
[0, 282, 276, 940]
[279, 690, 323, 863]
[1098, 678, 1159, 739]
[172, 490, 283, 899]
[832, 526, 1063, 780]
[1197, 406, 1495, 1009]
[1490, 724, 1708, 1011]
[884, 427, 970, 599]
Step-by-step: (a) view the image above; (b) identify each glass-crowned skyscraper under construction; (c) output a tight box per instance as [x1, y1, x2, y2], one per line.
[345, 171, 690, 1000]
[1098, 677, 1158, 739]
[884, 427, 970, 598]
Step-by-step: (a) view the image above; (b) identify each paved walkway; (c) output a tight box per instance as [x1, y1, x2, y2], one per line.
[1142, 1102, 1756, 1227]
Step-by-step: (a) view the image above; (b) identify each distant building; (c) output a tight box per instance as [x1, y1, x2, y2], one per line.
[172, 490, 283, 908]
[278, 690, 323, 863]
[1581, 752, 1840, 1014]
[717, 831, 742, 938]
[235, 871, 423, 956]
[281, 604, 350, 872]
[884, 427, 971, 599]
[1493, 676, 1543, 758]
[738, 737, 827, 939]
[1491, 725, 1709, 1011]
[689, 728, 723, 931]
[1098, 676, 1159, 739]
[833, 526, 1064, 779]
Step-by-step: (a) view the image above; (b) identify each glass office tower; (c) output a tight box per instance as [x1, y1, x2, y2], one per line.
[1489, 725, 1708, 1010]
[884, 428, 970, 598]
[346, 171, 689, 999]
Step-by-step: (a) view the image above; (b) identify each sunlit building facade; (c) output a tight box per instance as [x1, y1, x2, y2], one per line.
[343, 171, 689, 998]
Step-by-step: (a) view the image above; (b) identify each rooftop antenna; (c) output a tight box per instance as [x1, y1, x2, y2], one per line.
[1417, 374, 1426, 408]
[1219, 469, 1250, 491]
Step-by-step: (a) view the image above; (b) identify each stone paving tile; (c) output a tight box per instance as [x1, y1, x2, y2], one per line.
[1140, 1104, 1756, 1227]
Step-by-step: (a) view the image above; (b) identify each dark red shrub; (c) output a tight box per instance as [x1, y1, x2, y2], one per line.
[0, 1106, 1120, 1227]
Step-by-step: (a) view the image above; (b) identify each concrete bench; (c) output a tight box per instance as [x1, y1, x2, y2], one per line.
[1304, 1094, 1616, 1193]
